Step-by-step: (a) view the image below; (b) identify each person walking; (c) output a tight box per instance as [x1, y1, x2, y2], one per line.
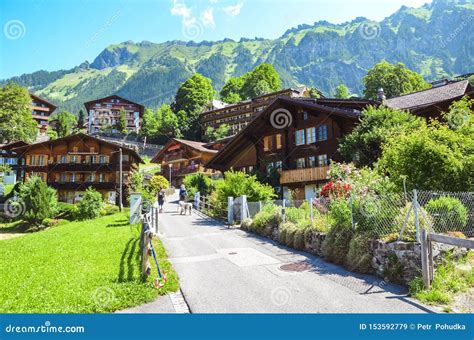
[179, 184, 187, 202]
[157, 189, 165, 213]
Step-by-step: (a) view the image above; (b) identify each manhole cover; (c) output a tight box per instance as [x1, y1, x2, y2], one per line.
[228, 252, 237, 255]
[280, 261, 312, 272]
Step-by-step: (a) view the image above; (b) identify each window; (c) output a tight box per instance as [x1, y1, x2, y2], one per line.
[266, 162, 274, 174]
[70, 173, 77, 183]
[60, 173, 67, 183]
[318, 154, 328, 166]
[303, 111, 308, 120]
[275, 161, 283, 170]
[60, 155, 67, 164]
[296, 158, 306, 169]
[99, 173, 106, 183]
[295, 130, 305, 146]
[275, 134, 282, 149]
[306, 127, 316, 144]
[38, 155, 46, 166]
[70, 155, 78, 164]
[318, 125, 328, 141]
[308, 156, 316, 167]
[91, 155, 98, 164]
[99, 156, 107, 164]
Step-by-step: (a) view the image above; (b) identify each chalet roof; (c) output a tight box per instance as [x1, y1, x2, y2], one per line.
[385, 80, 471, 111]
[83, 95, 145, 111]
[30, 93, 57, 110]
[151, 138, 217, 163]
[0, 141, 28, 150]
[12, 133, 144, 163]
[206, 97, 360, 170]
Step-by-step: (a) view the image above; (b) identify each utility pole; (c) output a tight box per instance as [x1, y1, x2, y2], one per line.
[119, 148, 123, 211]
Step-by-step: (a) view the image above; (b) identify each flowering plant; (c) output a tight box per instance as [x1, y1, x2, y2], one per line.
[320, 180, 351, 199]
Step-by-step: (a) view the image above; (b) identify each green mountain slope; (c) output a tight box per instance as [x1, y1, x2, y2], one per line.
[2, 0, 473, 113]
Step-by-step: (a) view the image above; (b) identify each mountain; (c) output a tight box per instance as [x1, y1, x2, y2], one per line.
[2, 0, 473, 113]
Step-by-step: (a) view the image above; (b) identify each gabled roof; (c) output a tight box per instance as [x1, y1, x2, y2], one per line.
[151, 138, 217, 163]
[0, 141, 28, 150]
[30, 93, 57, 110]
[12, 133, 144, 163]
[83, 95, 145, 111]
[385, 80, 472, 111]
[206, 97, 360, 170]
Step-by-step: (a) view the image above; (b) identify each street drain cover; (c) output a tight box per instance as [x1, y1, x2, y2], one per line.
[280, 261, 312, 272]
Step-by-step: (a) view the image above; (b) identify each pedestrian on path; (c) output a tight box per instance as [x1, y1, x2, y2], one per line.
[179, 184, 187, 202]
[158, 189, 165, 213]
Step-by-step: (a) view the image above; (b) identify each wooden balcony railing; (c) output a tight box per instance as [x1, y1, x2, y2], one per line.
[279, 165, 330, 185]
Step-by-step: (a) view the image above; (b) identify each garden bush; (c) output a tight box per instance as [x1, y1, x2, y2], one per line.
[241, 218, 253, 231]
[18, 176, 58, 225]
[77, 188, 104, 220]
[322, 199, 354, 264]
[285, 201, 310, 224]
[395, 203, 432, 241]
[251, 204, 281, 234]
[183, 173, 215, 198]
[147, 175, 169, 196]
[56, 202, 78, 220]
[346, 233, 374, 273]
[102, 204, 120, 216]
[278, 222, 294, 245]
[425, 196, 468, 232]
[293, 229, 305, 250]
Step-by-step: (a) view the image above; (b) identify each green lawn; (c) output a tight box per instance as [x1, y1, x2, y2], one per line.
[0, 211, 178, 313]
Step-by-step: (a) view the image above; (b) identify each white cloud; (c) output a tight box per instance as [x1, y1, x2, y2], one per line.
[171, 1, 192, 19]
[202, 8, 215, 27]
[223, 3, 243, 17]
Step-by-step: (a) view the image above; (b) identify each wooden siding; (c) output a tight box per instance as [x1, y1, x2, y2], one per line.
[279, 166, 330, 185]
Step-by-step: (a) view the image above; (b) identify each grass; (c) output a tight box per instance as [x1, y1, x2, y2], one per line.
[0, 211, 178, 313]
[409, 251, 473, 306]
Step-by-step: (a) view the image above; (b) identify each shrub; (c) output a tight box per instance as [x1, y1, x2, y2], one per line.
[42, 218, 68, 228]
[56, 202, 78, 220]
[183, 173, 215, 198]
[77, 188, 103, 220]
[278, 222, 291, 244]
[252, 204, 281, 233]
[102, 204, 120, 216]
[322, 199, 354, 264]
[215, 170, 276, 206]
[293, 229, 305, 250]
[425, 196, 468, 232]
[147, 175, 169, 196]
[346, 233, 373, 273]
[284, 223, 298, 248]
[241, 218, 253, 230]
[285, 201, 310, 224]
[311, 213, 331, 233]
[18, 176, 58, 225]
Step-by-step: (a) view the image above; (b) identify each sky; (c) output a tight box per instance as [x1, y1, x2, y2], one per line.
[0, 0, 432, 79]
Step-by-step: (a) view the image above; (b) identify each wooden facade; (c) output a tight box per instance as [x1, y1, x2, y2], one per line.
[30, 94, 57, 134]
[84, 95, 145, 134]
[206, 97, 366, 200]
[151, 138, 220, 187]
[0, 141, 28, 184]
[200, 87, 313, 137]
[12, 134, 143, 204]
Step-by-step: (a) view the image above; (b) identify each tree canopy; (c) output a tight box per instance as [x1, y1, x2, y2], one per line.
[49, 111, 77, 138]
[339, 105, 425, 167]
[363, 61, 430, 100]
[334, 84, 350, 99]
[220, 63, 281, 103]
[204, 124, 230, 142]
[0, 83, 37, 143]
[172, 73, 215, 140]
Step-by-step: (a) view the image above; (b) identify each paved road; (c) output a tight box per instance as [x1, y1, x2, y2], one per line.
[158, 195, 433, 313]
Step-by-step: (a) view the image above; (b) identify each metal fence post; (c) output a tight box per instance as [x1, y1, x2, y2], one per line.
[194, 191, 200, 209]
[228, 196, 234, 225]
[241, 195, 247, 221]
[414, 189, 420, 242]
[309, 198, 313, 222]
[282, 198, 286, 223]
[259, 201, 262, 213]
[155, 206, 159, 234]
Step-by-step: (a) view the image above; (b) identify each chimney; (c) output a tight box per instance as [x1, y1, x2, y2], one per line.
[377, 87, 386, 102]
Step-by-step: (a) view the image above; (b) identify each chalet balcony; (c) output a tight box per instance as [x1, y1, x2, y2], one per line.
[279, 165, 330, 185]
[48, 181, 117, 190]
[164, 152, 187, 163]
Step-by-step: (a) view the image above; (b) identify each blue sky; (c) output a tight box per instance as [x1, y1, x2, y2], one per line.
[0, 0, 432, 79]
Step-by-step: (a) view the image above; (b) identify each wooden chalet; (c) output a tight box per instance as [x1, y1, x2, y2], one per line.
[206, 97, 371, 200]
[84, 95, 145, 134]
[384, 79, 473, 118]
[152, 138, 221, 187]
[30, 94, 57, 134]
[12, 133, 143, 204]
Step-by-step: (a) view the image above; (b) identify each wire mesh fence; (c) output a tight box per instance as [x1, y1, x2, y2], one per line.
[243, 190, 474, 241]
[194, 194, 229, 223]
